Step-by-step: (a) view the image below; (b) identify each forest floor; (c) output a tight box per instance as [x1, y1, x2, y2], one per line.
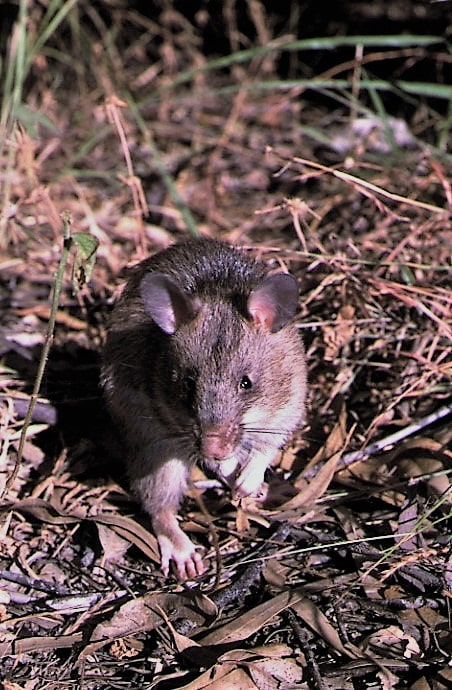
[0, 3, 451, 689]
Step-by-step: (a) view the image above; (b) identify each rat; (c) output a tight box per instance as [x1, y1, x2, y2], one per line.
[101, 237, 307, 580]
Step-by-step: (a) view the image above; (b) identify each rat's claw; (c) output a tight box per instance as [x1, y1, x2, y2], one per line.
[177, 549, 205, 581]
[157, 531, 205, 581]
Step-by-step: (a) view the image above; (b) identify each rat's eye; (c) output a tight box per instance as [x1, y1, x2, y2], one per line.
[182, 374, 197, 408]
[239, 375, 252, 391]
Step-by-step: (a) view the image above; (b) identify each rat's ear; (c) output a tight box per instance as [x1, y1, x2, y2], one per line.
[247, 273, 298, 333]
[140, 273, 200, 334]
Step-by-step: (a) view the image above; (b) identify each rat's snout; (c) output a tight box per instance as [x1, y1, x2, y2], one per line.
[201, 421, 240, 461]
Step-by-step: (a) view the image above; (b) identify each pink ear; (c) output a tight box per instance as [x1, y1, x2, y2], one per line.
[140, 273, 200, 334]
[248, 273, 298, 333]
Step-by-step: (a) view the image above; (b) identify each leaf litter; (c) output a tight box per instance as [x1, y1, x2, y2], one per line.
[0, 2, 451, 688]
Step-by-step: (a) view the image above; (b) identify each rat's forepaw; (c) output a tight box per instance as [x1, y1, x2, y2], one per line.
[232, 462, 266, 500]
[158, 532, 205, 581]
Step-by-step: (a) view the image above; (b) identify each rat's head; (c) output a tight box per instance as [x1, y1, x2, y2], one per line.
[140, 268, 306, 462]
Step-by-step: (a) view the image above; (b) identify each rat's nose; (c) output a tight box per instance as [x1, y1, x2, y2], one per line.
[201, 421, 240, 461]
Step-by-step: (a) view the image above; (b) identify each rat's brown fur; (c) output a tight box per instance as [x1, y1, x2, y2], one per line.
[101, 238, 307, 579]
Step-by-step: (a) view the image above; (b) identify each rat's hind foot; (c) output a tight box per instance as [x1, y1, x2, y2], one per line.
[154, 510, 205, 580]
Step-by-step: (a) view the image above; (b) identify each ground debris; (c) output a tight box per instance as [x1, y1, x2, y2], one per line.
[0, 2, 451, 687]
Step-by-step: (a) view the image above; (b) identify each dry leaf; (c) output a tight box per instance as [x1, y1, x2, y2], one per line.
[90, 592, 203, 645]
[323, 304, 356, 360]
[4, 498, 160, 563]
[397, 452, 452, 506]
[363, 625, 422, 659]
[178, 665, 256, 690]
[395, 496, 422, 551]
[109, 636, 142, 659]
[91, 512, 160, 563]
[277, 449, 341, 512]
[376, 667, 400, 689]
[199, 668, 257, 690]
[295, 404, 348, 482]
[201, 589, 306, 646]
[179, 647, 306, 690]
[235, 504, 251, 533]
[97, 523, 130, 562]
[289, 596, 362, 660]
[3, 682, 30, 690]
[265, 406, 349, 516]
[248, 656, 304, 689]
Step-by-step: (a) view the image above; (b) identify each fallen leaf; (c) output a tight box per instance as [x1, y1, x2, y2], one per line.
[3, 497, 160, 563]
[277, 449, 341, 512]
[363, 625, 422, 659]
[97, 523, 131, 562]
[289, 596, 362, 660]
[201, 588, 310, 647]
[295, 403, 349, 482]
[248, 656, 304, 689]
[323, 304, 356, 360]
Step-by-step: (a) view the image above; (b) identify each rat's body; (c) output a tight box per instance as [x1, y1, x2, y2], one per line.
[101, 238, 307, 579]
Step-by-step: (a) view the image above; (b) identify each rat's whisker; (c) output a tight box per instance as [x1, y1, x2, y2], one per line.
[241, 426, 289, 435]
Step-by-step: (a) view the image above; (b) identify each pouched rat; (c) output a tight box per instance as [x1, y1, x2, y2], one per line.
[101, 237, 307, 579]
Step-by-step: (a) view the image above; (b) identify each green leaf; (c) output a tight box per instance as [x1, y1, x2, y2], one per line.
[15, 103, 58, 136]
[71, 232, 99, 292]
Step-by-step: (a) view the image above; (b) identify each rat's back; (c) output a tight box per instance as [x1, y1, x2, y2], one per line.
[121, 236, 268, 302]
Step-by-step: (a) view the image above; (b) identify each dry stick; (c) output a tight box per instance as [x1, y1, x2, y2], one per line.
[0, 569, 72, 596]
[2, 212, 72, 497]
[286, 609, 327, 690]
[211, 521, 292, 608]
[277, 151, 446, 215]
[175, 522, 292, 636]
[190, 484, 223, 593]
[302, 403, 452, 481]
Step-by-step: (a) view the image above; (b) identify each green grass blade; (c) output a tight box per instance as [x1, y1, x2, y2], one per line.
[148, 34, 444, 97]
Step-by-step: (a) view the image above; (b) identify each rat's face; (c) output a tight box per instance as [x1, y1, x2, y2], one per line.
[167, 302, 259, 425]
[139, 264, 306, 466]
[168, 301, 305, 464]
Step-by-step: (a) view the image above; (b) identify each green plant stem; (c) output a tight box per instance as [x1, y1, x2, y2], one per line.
[3, 212, 73, 496]
[126, 96, 199, 237]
